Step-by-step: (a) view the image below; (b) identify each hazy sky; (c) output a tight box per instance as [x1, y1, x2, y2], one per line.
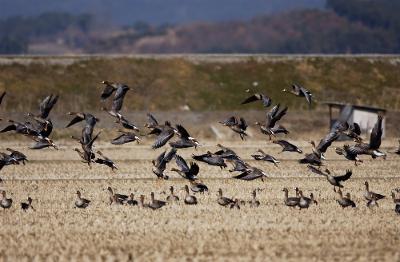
[0, 0, 325, 25]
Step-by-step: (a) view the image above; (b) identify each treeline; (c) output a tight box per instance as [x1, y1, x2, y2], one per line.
[1, 1, 400, 54]
[0, 12, 93, 54]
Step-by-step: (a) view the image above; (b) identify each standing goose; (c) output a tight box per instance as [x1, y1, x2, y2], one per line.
[219, 116, 248, 140]
[126, 193, 138, 206]
[107, 187, 129, 205]
[139, 195, 149, 208]
[283, 84, 313, 105]
[152, 148, 177, 180]
[298, 191, 317, 209]
[308, 166, 352, 190]
[392, 191, 400, 215]
[169, 124, 199, 149]
[233, 166, 268, 181]
[171, 155, 199, 181]
[251, 149, 280, 167]
[364, 181, 385, 207]
[282, 188, 299, 208]
[149, 192, 166, 210]
[166, 186, 179, 203]
[0, 190, 12, 209]
[21, 197, 34, 211]
[241, 93, 272, 107]
[249, 190, 260, 208]
[255, 104, 288, 139]
[273, 140, 302, 153]
[217, 188, 234, 207]
[75, 191, 91, 209]
[183, 185, 197, 205]
[192, 151, 227, 169]
[335, 188, 356, 208]
[111, 130, 141, 145]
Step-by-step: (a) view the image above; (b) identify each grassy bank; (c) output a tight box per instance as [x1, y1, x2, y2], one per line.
[0, 55, 399, 113]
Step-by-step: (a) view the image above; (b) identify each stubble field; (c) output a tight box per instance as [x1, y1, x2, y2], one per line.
[0, 139, 399, 261]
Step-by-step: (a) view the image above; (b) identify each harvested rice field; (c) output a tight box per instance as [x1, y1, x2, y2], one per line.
[0, 139, 399, 261]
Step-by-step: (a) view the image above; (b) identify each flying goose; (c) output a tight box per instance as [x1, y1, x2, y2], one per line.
[21, 197, 34, 211]
[183, 185, 197, 205]
[335, 188, 356, 208]
[335, 145, 363, 166]
[152, 148, 177, 180]
[29, 94, 59, 120]
[166, 186, 179, 203]
[308, 166, 352, 190]
[171, 155, 199, 181]
[217, 188, 234, 207]
[310, 129, 340, 158]
[241, 93, 272, 107]
[75, 191, 91, 208]
[233, 166, 267, 181]
[251, 149, 280, 167]
[0, 91, 6, 106]
[102, 83, 130, 119]
[115, 114, 140, 131]
[273, 140, 302, 153]
[255, 104, 288, 139]
[341, 116, 386, 160]
[6, 148, 28, 164]
[192, 151, 227, 169]
[144, 113, 159, 130]
[283, 84, 313, 105]
[0, 190, 12, 209]
[282, 188, 299, 208]
[111, 130, 140, 145]
[150, 121, 175, 149]
[169, 124, 199, 149]
[219, 116, 248, 140]
[226, 158, 249, 173]
[299, 152, 323, 166]
[213, 144, 239, 160]
[149, 192, 167, 210]
[95, 151, 118, 171]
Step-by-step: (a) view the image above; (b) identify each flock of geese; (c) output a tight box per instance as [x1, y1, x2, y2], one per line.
[0, 82, 399, 214]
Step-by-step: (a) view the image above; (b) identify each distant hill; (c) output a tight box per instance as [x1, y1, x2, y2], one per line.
[0, 0, 325, 25]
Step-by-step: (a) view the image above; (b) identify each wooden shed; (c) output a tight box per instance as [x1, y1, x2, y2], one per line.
[324, 102, 386, 138]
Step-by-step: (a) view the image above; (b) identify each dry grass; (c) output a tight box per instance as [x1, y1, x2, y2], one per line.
[0, 139, 400, 261]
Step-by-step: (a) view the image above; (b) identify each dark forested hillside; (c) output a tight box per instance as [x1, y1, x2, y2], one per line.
[0, 0, 399, 54]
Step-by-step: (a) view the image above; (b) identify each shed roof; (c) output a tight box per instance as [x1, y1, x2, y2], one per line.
[322, 101, 386, 113]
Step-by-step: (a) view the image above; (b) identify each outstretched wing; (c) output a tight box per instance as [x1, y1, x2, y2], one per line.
[220, 116, 237, 126]
[39, 95, 59, 119]
[307, 165, 327, 176]
[241, 94, 261, 105]
[369, 115, 383, 150]
[335, 170, 352, 182]
[189, 162, 200, 176]
[152, 128, 174, 149]
[176, 124, 191, 139]
[175, 154, 190, 172]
